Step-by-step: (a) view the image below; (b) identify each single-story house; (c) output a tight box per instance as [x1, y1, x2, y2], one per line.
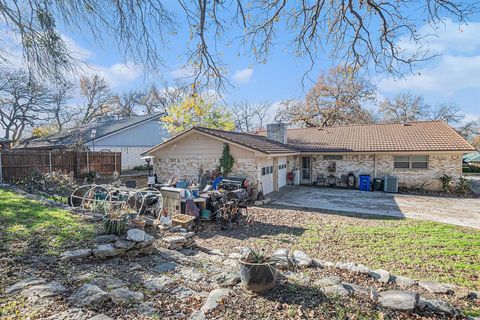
[16, 113, 169, 170]
[144, 121, 474, 194]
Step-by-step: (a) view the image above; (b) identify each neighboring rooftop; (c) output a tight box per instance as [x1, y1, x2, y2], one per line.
[16, 113, 162, 149]
[255, 121, 474, 153]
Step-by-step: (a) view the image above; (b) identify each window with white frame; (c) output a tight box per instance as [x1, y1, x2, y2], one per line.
[394, 155, 428, 169]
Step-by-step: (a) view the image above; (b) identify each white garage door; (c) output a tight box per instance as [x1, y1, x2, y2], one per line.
[278, 157, 287, 188]
[260, 159, 274, 195]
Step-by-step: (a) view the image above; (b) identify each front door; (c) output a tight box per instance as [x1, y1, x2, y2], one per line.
[301, 156, 311, 184]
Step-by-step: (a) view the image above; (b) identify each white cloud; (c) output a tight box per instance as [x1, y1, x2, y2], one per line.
[171, 65, 195, 78]
[233, 67, 254, 83]
[376, 55, 480, 96]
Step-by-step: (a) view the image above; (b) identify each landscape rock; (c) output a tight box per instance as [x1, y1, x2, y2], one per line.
[378, 290, 418, 310]
[154, 262, 178, 273]
[292, 250, 313, 267]
[60, 249, 92, 261]
[228, 252, 243, 260]
[88, 277, 125, 291]
[44, 308, 91, 320]
[219, 274, 241, 288]
[342, 283, 372, 298]
[68, 284, 109, 308]
[21, 281, 66, 300]
[124, 249, 139, 257]
[93, 244, 126, 258]
[468, 291, 480, 300]
[143, 276, 175, 292]
[110, 288, 144, 305]
[138, 245, 155, 255]
[272, 248, 292, 269]
[335, 262, 370, 274]
[370, 269, 391, 283]
[200, 288, 232, 313]
[418, 296, 457, 315]
[190, 310, 206, 320]
[418, 281, 454, 294]
[163, 236, 187, 250]
[392, 275, 417, 287]
[93, 234, 119, 244]
[89, 315, 113, 320]
[126, 229, 148, 242]
[5, 277, 46, 294]
[314, 276, 341, 288]
[135, 233, 155, 248]
[114, 239, 136, 250]
[323, 284, 350, 297]
[137, 302, 157, 316]
[172, 287, 198, 299]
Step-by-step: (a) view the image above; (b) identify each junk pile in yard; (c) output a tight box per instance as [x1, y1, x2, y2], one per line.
[68, 175, 255, 253]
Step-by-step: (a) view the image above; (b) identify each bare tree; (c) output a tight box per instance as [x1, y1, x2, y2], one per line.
[0, 68, 53, 143]
[76, 75, 112, 124]
[276, 66, 377, 127]
[379, 93, 427, 123]
[0, 1, 476, 89]
[50, 82, 75, 131]
[109, 91, 140, 119]
[456, 120, 479, 142]
[230, 101, 271, 132]
[428, 103, 464, 125]
[135, 83, 191, 115]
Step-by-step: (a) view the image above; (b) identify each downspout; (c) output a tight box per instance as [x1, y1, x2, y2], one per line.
[374, 154, 377, 178]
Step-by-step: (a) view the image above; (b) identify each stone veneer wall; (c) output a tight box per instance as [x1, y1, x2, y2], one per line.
[309, 153, 463, 191]
[153, 157, 260, 184]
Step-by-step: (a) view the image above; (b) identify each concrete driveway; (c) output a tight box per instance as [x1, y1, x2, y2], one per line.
[271, 186, 480, 229]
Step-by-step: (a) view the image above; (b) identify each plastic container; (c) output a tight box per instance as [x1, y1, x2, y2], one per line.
[359, 175, 371, 191]
[239, 260, 278, 293]
[373, 178, 383, 191]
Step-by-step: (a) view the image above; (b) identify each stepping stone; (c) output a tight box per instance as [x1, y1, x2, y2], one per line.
[137, 302, 157, 316]
[143, 276, 175, 292]
[370, 269, 390, 283]
[93, 234, 119, 244]
[68, 284, 109, 308]
[60, 249, 92, 261]
[200, 288, 232, 312]
[21, 281, 66, 300]
[292, 250, 313, 267]
[392, 275, 417, 287]
[342, 283, 373, 298]
[93, 244, 126, 258]
[418, 281, 453, 294]
[162, 236, 187, 250]
[110, 288, 144, 305]
[88, 277, 125, 291]
[5, 277, 46, 294]
[418, 296, 457, 315]
[153, 262, 178, 273]
[378, 290, 418, 310]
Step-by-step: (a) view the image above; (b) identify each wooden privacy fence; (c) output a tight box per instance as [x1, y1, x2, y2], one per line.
[0, 150, 121, 182]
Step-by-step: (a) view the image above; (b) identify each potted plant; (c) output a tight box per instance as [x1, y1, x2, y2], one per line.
[239, 248, 277, 293]
[103, 208, 129, 236]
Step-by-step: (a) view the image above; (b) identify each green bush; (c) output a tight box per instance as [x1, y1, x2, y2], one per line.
[133, 164, 150, 171]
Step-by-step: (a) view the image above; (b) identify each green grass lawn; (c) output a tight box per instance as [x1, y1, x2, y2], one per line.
[0, 188, 95, 257]
[297, 217, 480, 289]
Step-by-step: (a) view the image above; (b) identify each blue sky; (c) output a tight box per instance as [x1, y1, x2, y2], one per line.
[4, 5, 480, 124]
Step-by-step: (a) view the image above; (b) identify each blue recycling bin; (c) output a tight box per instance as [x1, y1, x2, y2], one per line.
[359, 175, 371, 191]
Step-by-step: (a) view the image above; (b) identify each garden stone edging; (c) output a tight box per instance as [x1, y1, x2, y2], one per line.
[59, 229, 156, 261]
[264, 248, 476, 316]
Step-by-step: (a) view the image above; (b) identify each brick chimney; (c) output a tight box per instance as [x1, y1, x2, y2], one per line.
[267, 123, 287, 144]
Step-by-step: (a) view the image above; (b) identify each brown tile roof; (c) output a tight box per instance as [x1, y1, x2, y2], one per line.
[194, 127, 297, 154]
[257, 121, 474, 153]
